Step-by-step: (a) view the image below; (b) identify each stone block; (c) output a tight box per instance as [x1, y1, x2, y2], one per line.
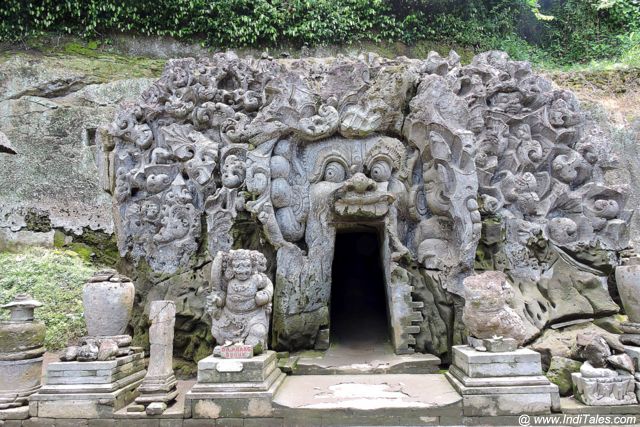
[159, 419, 184, 427]
[461, 393, 553, 417]
[22, 418, 56, 427]
[87, 420, 117, 427]
[243, 418, 284, 427]
[55, 419, 89, 427]
[215, 418, 244, 427]
[451, 346, 542, 378]
[197, 352, 277, 384]
[572, 372, 637, 406]
[0, 406, 28, 420]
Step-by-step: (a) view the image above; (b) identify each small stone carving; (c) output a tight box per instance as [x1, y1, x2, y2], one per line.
[572, 332, 638, 405]
[462, 271, 527, 348]
[207, 249, 273, 355]
[136, 300, 178, 415]
[0, 294, 44, 409]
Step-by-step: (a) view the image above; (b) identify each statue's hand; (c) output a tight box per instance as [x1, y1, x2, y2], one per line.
[255, 290, 269, 306]
[206, 293, 223, 312]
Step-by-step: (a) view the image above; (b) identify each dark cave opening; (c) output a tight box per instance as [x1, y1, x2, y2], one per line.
[330, 231, 390, 346]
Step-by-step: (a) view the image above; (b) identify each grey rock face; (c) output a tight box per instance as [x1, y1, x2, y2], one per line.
[100, 50, 630, 357]
[0, 55, 155, 242]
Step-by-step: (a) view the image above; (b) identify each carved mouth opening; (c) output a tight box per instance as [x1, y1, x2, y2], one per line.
[330, 230, 390, 347]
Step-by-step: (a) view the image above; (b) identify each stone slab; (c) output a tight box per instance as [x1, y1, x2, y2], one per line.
[446, 371, 558, 396]
[197, 351, 277, 384]
[186, 371, 286, 419]
[0, 406, 29, 420]
[31, 376, 143, 418]
[561, 396, 640, 414]
[36, 369, 146, 394]
[46, 359, 146, 385]
[447, 365, 550, 387]
[293, 342, 440, 375]
[461, 393, 553, 417]
[272, 373, 462, 421]
[452, 345, 542, 378]
[45, 351, 144, 372]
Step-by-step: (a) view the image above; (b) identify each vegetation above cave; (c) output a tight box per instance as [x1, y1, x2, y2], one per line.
[1, 0, 639, 67]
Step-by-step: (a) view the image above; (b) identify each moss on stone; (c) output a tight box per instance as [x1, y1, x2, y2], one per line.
[24, 209, 52, 232]
[53, 229, 120, 267]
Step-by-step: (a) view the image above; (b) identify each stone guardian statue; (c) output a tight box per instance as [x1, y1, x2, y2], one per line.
[207, 249, 273, 356]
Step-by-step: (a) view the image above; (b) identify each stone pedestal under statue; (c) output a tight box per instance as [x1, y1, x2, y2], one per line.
[184, 350, 286, 419]
[446, 345, 560, 417]
[30, 350, 146, 418]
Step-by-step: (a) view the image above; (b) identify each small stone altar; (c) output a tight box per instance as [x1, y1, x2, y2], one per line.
[29, 271, 147, 419]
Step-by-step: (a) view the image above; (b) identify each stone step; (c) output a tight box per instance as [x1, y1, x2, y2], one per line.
[293, 345, 440, 375]
[273, 373, 462, 425]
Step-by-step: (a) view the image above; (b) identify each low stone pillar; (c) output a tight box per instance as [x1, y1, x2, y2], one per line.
[30, 270, 146, 419]
[0, 294, 44, 421]
[135, 300, 178, 415]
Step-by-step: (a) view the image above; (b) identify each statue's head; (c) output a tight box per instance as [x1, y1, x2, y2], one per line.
[229, 250, 253, 281]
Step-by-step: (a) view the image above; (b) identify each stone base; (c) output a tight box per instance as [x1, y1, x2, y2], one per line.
[29, 351, 146, 418]
[185, 351, 286, 419]
[0, 357, 43, 408]
[572, 372, 637, 406]
[0, 406, 29, 421]
[446, 345, 559, 416]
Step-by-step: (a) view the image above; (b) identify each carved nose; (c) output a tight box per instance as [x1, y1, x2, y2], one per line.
[347, 172, 376, 193]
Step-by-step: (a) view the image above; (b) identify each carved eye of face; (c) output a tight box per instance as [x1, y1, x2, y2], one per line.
[369, 160, 391, 182]
[323, 161, 346, 183]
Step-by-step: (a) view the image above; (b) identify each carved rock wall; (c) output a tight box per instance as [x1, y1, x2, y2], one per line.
[100, 50, 631, 362]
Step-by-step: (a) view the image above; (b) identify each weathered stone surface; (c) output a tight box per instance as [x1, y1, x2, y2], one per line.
[0, 294, 45, 409]
[572, 371, 637, 406]
[616, 264, 640, 323]
[83, 270, 135, 338]
[545, 356, 582, 396]
[0, 54, 155, 242]
[136, 300, 178, 413]
[99, 50, 630, 359]
[451, 346, 543, 378]
[462, 272, 526, 345]
[530, 322, 624, 370]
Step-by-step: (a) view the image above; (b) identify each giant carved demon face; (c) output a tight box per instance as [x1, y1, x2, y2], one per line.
[301, 135, 406, 219]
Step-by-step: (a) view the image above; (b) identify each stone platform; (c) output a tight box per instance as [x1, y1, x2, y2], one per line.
[273, 373, 462, 425]
[29, 351, 146, 418]
[184, 351, 286, 419]
[446, 345, 560, 417]
[293, 341, 441, 375]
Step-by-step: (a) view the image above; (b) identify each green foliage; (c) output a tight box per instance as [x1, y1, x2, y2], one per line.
[0, 248, 97, 350]
[0, 0, 638, 65]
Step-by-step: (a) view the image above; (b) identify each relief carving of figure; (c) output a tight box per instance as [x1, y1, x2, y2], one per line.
[206, 249, 273, 354]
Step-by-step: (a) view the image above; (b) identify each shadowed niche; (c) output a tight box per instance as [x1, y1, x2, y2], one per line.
[330, 231, 389, 347]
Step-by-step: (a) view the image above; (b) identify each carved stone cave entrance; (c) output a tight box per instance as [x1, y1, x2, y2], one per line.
[330, 229, 390, 349]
